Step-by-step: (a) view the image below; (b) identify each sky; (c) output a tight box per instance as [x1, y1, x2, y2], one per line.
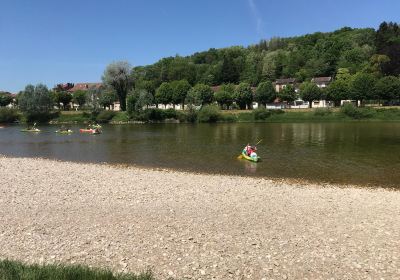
[0, 0, 399, 92]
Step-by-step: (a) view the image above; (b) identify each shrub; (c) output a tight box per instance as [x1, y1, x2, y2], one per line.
[185, 108, 198, 123]
[96, 110, 116, 123]
[340, 103, 374, 119]
[24, 112, 59, 123]
[163, 108, 177, 119]
[314, 108, 332, 116]
[197, 105, 221, 123]
[270, 109, 285, 115]
[0, 108, 19, 123]
[253, 108, 271, 120]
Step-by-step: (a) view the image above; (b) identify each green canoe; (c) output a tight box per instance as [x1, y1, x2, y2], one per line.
[239, 151, 260, 162]
[21, 129, 41, 132]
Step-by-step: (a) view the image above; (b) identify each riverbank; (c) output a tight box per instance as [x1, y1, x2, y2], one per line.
[1, 156, 399, 279]
[3, 106, 398, 124]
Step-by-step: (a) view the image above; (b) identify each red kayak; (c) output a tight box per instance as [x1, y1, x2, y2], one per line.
[79, 128, 101, 134]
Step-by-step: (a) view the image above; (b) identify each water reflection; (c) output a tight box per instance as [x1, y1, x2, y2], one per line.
[0, 122, 399, 187]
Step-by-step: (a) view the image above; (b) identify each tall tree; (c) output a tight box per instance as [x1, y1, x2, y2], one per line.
[187, 84, 214, 106]
[171, 80, 191, 109]
[214, 84, 235, 109]
[54, 91, 72, 110]
[326, 79, 351, 106]
[72, 90, 87, 109]
[102, 61, 132, 111]
[0, 92, 13, 107]
[350, 73, 377, 105]
[375, 76, 400, 102]
[234, 82, 253, 110]
[300, 82, 322, 108]
[375, 21, 400, 76]
[278, 85, 296, 103]
[155, 82, 173, 108]
[18, 84, 53, 121]
[255, 82, 276, 107]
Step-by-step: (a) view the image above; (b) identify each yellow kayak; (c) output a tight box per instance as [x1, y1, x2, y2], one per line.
[238, 151, 260, 162]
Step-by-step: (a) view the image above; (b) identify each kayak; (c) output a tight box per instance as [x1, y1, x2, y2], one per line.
[79, 128, 101, 134]
[55, 129, 73, 134]
[239, 151, 260, 162]
[21, 128, 41, 132]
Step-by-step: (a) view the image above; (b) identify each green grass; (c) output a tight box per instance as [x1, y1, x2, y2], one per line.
[51, 112, 91, 123]
[0, 259, 154, 280]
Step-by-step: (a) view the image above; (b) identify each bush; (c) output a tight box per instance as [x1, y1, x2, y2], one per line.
[96, 110, 116, 123]
[314, 108, 332, 116]
[270, 109, 285, 115]
[253, 108, 271, 120]
[340, 103, 374, 119]
[197, 105, 221, 123]
[164, 108, 177, 119]
[185, 108, 198, 123]
[24, 111, 59, 123]
[0, 108, 19, 123]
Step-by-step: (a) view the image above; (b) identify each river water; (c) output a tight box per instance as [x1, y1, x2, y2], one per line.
[0, 123, 399, 187]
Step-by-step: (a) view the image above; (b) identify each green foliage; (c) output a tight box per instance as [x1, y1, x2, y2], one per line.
[0, 108, 19, 123]
[350, 72, 377, 102]
[187, 84, 213, 106]
[340, 103, 374, 119]
[300, 82, 322, 107]
[171, 80, 191, 108]
[255, 81, 276, 107]
[155, 82, 173, 107]
[72, 90, 87, 108]
[54, 91, 73, 110]
[375, 76, 400, 100]
[253, 108, 272, 120]
[99, 89, 117, 109]
[278, 85, 296, 103]
[0, 259, 154, 280]
[96, 110, 117, 123]
[102, 61, 132, 111]
[234, 82, 253, 109]
[18, 84, 54, 122]
[327, 79, 351, 106]
[0, 92, 13, 107]
[214, 84, 235, 109]
[314, 108, 332, 116]
[376, 21, 400, 76]
[197, 105, 221, 123]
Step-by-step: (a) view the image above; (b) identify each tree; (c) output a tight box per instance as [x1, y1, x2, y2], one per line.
[375, 76, 400, 102]
[234, 82, 253, 110]
[102, 61, 132, 111]
[136, 89, 154, 110]
[326, 79, 351, 106]
[18, 84, 53, 121]
[278, 85, 296, 103]
[214, 84, 235, 109]
[54, 91, 72, 110]
[187, 84, 214, 106]
[255, 82, 276, 107]
[350, 72, 377, 105]
[171, 80, 191, 109]
[72, 90, 87, 109]
[99, 88, 117, 110]
[0, 92, 13, 107]
[300, 82, 322, 108]
[155, 82, 173, 108]
[375, 21, 400, 76]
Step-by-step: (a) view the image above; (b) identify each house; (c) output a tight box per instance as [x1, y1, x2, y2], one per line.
[67, 83, 103, 92]
[311, 77, 332, 88]
[274, 78, 298, 92]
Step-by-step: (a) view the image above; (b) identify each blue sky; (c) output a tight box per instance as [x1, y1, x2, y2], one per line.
[1, 0, 399, 92]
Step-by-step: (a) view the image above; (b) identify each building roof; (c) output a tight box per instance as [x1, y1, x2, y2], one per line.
[68, 83, 103, 92]
[275, 78, 296, 85]
[311, 77, 332, 83]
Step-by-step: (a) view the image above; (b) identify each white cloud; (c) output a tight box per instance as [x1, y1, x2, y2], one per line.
[247, 0, 264, 36]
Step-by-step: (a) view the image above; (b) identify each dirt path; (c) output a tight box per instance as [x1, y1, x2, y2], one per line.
[0, 157, 399, 279]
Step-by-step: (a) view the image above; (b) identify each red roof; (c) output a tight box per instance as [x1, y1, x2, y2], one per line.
[68, 83, 102, 92]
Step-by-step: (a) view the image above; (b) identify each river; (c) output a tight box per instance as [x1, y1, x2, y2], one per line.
[0, 122, 399, 187]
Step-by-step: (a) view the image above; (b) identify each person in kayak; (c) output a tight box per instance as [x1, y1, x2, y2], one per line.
[244, 144, 257, 156]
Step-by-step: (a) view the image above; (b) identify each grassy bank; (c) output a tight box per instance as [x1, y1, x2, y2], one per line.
[3, 106, 400, 125]
[0, 259, 154, 280]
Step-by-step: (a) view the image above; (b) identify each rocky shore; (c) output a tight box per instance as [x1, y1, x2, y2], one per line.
[0, 156, 399, 279]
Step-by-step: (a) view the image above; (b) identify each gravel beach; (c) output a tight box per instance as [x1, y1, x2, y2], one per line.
[0, 156, 399, 279]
